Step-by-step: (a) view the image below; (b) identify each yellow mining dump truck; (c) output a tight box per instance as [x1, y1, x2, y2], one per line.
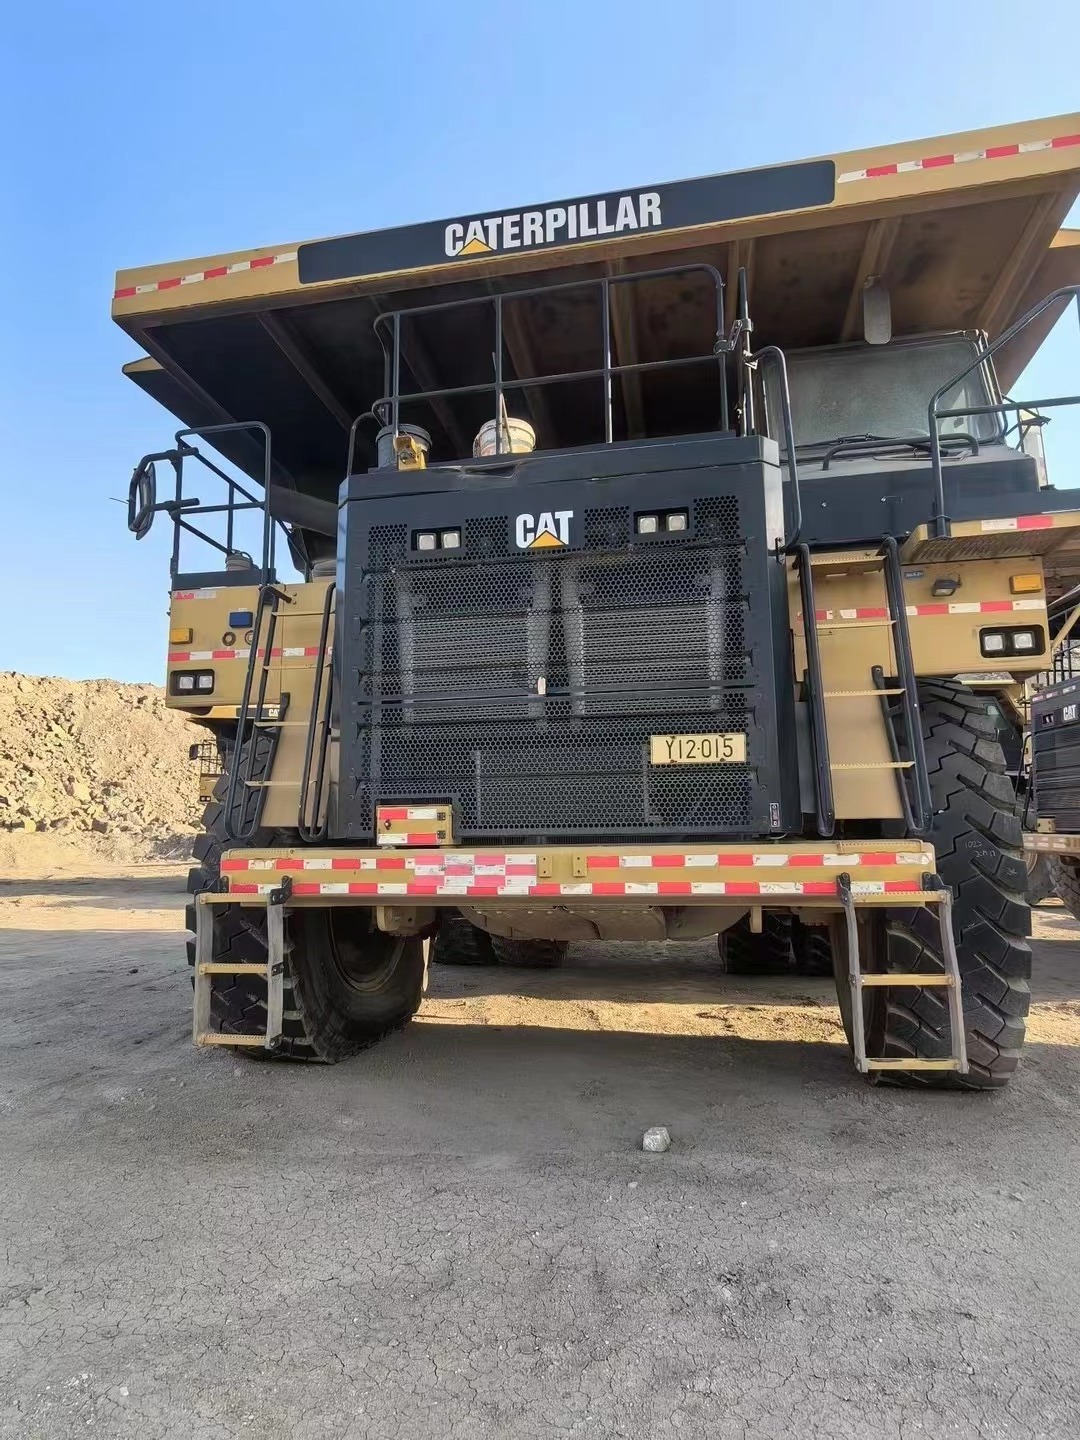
[114, 114, 1080, 1087]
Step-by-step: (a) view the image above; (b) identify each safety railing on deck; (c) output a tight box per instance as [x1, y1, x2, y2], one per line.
[928, 286, 1080, 538]
[127, 421, 279, 582]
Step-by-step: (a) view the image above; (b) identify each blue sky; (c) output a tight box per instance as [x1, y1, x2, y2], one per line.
[2, 0, 1079, 682]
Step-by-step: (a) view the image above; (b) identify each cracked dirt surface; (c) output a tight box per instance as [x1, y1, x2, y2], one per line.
[1, 869, 1079, 1439]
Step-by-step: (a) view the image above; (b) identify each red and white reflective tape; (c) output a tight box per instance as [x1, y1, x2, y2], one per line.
[114, 251, 298, 300]
[378, 833, 441, 847]
[221, 853, 539, 876]
[167, 646, 324, 663]
[837, 133, 1080, 184]
[171, 589, 218, 602]
[379, 807, 443, 822]
[979, 515, 1056, 532]
[227, 878, 923, 899]
[221, 849, 928, 874]
[805, 598, 1044, 623]
[586, 849, 931, 869]
[223, 846, 930, 898]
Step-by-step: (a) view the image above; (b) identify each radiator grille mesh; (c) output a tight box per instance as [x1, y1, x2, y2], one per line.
[348, 493, 771, 838]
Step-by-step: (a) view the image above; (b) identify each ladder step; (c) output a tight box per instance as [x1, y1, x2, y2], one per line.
[865, 1058, 961, 1072]
[831, 761, 913, 770]
[824, 688, 904, 698]
[196, 1032, 269, 1047]
[808, 549, 884, 571]
[198, 962, 269, 976]
[818, 618, 895, 629]
[859, 972, 952, 988]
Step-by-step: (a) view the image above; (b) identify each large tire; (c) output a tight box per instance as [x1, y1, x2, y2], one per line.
[186, 774, 424, 1062]
[1026, 851, 1056, 906]
[790, 918, 833, 977]
[717, 912, 793, 974]
[489, 935, 567, 968]
[431, 913, 496, 966]
[1051, 856, 1080, 921]
[836, 681, 1031, 1089]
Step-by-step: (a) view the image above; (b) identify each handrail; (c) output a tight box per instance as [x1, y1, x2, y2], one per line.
[821, 433, 980, 471]
[927, 285, 1080, 537]
[746, 344, 802, 551]
[174, 423, 276, 579]
[795, 543, 835, 836]
[881, 535, 932, 835]
[297, 582, 337, 843]
[357, 263, 728, 469]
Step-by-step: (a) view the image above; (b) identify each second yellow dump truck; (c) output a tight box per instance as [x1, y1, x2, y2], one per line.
[114, 113, 1080, 1087]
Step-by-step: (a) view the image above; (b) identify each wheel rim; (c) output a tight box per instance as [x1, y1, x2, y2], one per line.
[307, 911, 406, 995]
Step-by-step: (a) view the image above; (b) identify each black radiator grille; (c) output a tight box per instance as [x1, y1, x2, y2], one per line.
[349, 494, 769, 839]
[1034, 684, 1080, 833]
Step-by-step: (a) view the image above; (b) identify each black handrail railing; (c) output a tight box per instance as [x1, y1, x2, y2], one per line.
[365, 263, 728, 460]
[928, 286, 1080, 537]
[297, 582, 337, 843]
[795, 543, 835, 837]
[745, 344, 802, 551]
[127, 421, 281, 582]
[173, 423, 277, 579]
[881, 535, 933, 835]
[223, 583, 293, 842]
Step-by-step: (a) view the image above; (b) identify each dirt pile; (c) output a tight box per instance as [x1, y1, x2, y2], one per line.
[0, 673, 201, 866]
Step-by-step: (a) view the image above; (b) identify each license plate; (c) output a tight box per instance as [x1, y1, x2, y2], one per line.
[649, 732, 747, 765]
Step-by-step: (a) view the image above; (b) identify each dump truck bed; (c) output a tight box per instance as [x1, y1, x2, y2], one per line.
[114, 113, 1080, 502]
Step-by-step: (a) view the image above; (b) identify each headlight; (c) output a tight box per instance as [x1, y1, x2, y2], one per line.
[979, 626, 1043, 658]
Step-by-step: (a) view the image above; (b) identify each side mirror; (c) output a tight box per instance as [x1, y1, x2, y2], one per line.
[127, 458, 157, 539]
[862, 278, 893, 346]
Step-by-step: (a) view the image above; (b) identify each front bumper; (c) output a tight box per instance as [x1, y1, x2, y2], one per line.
[218, 840, 940, 908]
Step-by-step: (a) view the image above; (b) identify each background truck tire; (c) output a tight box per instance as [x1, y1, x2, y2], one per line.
[186, 776, 424, 1062]
[1051, 856, 1080, 921]
[790, 918, 834, 977]
[717, 913, 793, 974]
[1025, 851, 1056, 905]
[835, 681, 1031, 1089]
[489, 936, 568, 968]
[431, 913, 496, 966]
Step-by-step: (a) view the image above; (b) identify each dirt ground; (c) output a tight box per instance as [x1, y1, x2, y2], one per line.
[2, 869, 1079, 1439]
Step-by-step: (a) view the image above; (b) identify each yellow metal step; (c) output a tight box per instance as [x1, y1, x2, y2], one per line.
[807, 548, 884, 572]
[195, 1032, 267, 1047]
[831, 761, 912, 771]
[197, 962, 268, 976]
[865, 1058, 960, 1072]
[824, 688, 903, 698]
[818, 618, 895, 629]
[860, 973, 952, 988]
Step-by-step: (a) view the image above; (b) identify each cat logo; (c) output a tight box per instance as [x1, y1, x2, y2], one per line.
[515, 510, 573, 550]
